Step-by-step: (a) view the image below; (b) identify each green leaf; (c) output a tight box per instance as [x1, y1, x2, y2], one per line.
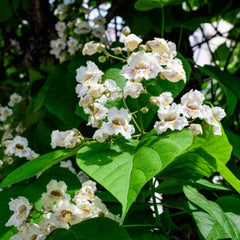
[226, 130, 240, 158]
[135, 0, 185, 11]
[186, 125, 232, 164]
[47, 218, 131, 240]
[159, 151, 216, 180]
[0, 146, 82, 188]
[44, 58, 83, 128]
[188, 202, 230, 239]
[102, 63, 126, 89]
[76, 130, 192, 223]
[0, 0, 13, 22]
[183, 185, 240, 240]
[199, 64, 240, 100]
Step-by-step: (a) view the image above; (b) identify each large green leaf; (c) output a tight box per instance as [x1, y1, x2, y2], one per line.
[76, 130, 193, 223]
[47, 218, 131, 240]
[0, 146, 82, 188]
[134, 0, 185, 11]
[183, 185, 240, 240]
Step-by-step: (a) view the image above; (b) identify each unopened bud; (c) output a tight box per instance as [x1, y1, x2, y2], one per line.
[97, 43, 105, 53]
[98, 56, 107, 63]
[114, 47, 122, 55]
[139, 44, 147, 51]
[150, 96, 159, 105]
[122, 26, 131, 36]
[140, 107, 149, 114]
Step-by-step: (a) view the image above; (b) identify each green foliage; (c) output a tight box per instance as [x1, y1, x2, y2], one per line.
[0, 146, 82, 188]
[184, 185, 240, 239]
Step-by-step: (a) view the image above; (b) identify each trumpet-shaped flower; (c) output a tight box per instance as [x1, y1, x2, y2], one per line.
[181, 89, 205, 118]
[0, 106, 13, 122]
[120, 51, 162, 82]
[49, 200, 82, 229]
[82, 41, 100, 55]
[124, 81, 143, 99]
[154, 103, 188, 134]
[147, 38, 177, 59]
[150, 92, 173, 108]
[160, 59, 186, 83]
[6, 196, 32, 227]
[100, 107, 135, 139]
[41, 180, 71, 211]
[76, 61, 103, 84]
[4, 136, 31, 158]
[123, 33, 142, 51]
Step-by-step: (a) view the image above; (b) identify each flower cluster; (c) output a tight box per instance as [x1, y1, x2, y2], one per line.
[6, 180, 119, 240]
[50, 2, 108, 61]
[152, 90, 226, 135]
[48, 31, 226, 146]
[0, 93, 39, 166]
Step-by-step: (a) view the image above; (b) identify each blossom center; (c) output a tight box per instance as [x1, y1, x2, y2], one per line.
[50, 190, 63, 200]
[60, 210, 72, 222]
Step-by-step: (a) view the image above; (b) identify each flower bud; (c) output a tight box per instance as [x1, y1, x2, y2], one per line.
[98, 56, 107, 63]
[122, 26, 131, 36]
[113, 47, 122, 55]
[140, 107, 149, 114]
[139, 44, 147, 51]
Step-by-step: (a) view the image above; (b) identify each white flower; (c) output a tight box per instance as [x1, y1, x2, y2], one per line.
[94, 16, 106, 26]
[124, 81, 143, 99]
[50, 129, 79, 149]
[100, 107, 135, 139]
[188, 123, 203, 135]
[120, 51, 162, 82]
[4, 136, 31, 158]
[0, 106, 13, 121]
[76, 61, 103, 84]
[123, 34, 142, 51]
[49, 201, 82, 229]
[73, 180, 97, 204]
[74, 21, 91, 34]
[20, 223, 44, 240]
[50, 39, 66, 59]
[55, 22, 66, 38]
[150, 92, 173, 108]
[0, 160, 4, 167]
[82, 41, 100, 55]
[147, 38, 176, 58]
[6, 196, 32, 227]
[27, 150, 39, 161]
[79, 94, 93, 108]
[67, 37, 79, 55]
[103, 79, 122, 100]
[76, 200, 97, 219]
[181, 89, 205, 118]
[93, 129, 109, 143]
[8, 93, 22, 107]
[39, 218, 56, 236]
[60, 160, 76, 174]
[41, 180, 71, 211]
[87, 102, 109, 128]
[92, 25, 105, 39]
[160, 59, 186, 83]
[203, 106, 226, 135]
[154, 103, 188, 134]
[10, 223, 45, 240]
